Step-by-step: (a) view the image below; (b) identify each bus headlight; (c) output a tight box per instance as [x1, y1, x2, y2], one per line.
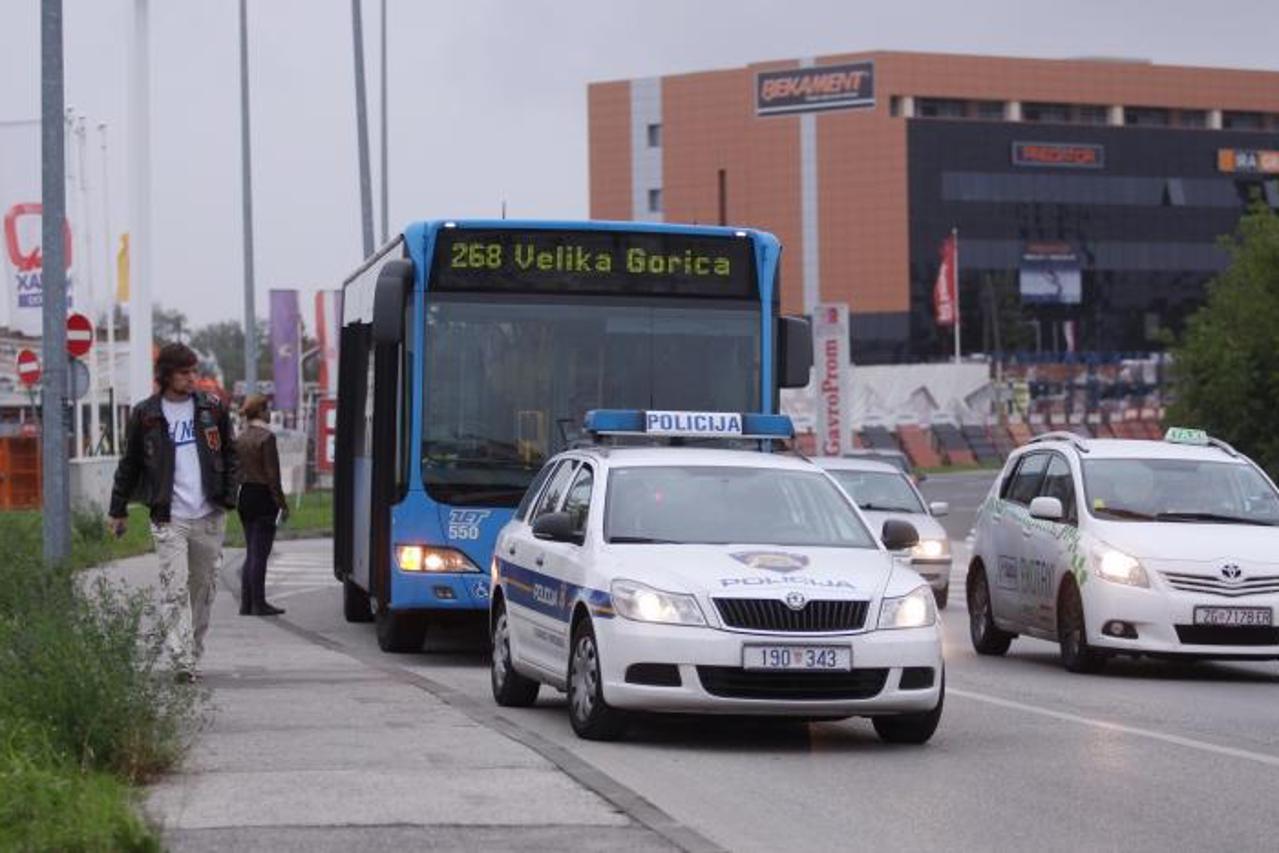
[396, 545, 481, 573]
[1096, 549, 1149, 587]
[611, 579, 706, 626]
[878, 586, 936, 630]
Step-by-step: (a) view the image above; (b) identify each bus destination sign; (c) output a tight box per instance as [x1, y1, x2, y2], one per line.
[431, 229, 756, 298]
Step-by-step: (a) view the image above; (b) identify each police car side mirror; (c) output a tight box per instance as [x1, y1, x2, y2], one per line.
[533, 511, 582, 545]
[929, 501, 949, 517]
[881, 519, 919, 551]
[1029, 496, 1063, 521]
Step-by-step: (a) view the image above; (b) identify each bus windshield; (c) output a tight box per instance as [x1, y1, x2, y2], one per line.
[422, 297, 760, 506]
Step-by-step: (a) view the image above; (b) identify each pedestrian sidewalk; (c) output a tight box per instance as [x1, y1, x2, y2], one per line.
[98, 549, 668, 852]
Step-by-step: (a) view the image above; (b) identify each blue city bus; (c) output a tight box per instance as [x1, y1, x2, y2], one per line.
[334, 220, 812, 652]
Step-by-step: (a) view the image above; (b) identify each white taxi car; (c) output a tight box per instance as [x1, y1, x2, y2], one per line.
[489, 411, 944, 742]
[968, 428, 1279, 672]
[813, 457, 953, 608]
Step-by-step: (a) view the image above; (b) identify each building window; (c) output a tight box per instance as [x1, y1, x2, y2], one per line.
[1163, 178, 1186, 207]
[1222, 111, 1264, 131]
[1076, 105, 1109, 125]
[1022, 102, 1072, 124]
[889, 95, 901, 117]
[918, 98, 966, 118]
[647, 188, 662, 213]
[974, 100, 1007, 120]
[1178, 109, 1208, 128]
[646, 123, 662, 147]
[1124, 107, 1170, 127]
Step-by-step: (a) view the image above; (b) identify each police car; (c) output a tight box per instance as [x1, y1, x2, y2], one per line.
[968, 428, 1279, 672]
[489, 410, 944, 742]
[813, 457, 953, 608]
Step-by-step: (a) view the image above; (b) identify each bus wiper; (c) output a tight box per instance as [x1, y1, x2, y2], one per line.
[1092, 506, 1155, 520]
[608, 535, 682, 544]
[1155, 511, 1276, 527]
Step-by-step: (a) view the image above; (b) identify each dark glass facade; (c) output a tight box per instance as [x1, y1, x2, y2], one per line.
[903, 121, 1279, 363]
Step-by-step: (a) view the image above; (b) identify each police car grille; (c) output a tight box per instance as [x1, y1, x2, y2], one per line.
[1161, 572, 1279, 597]
[697, 667, 888, 700]
[713, 598, 869, 632]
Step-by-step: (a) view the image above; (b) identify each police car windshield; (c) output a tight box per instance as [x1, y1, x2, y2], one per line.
[605, 466, 877, 548]
[1083, 458, 1279, 525]
[827, 470, 925, 514]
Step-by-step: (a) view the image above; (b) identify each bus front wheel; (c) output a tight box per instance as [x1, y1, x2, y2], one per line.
[376, 607, 427, 653]
[343, 577, 374, 623]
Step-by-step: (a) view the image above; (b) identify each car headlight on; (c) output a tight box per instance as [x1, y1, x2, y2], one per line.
[1095, 548, 1149, 587]
[611, 579, 706, 626]
[395, 545, 481, 573]
[878, 585, 937, 630]
[911, 538, 950, 560]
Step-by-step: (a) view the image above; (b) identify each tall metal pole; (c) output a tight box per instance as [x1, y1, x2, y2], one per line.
[378, 0, 388, 244]
[98, 122, 120, 454]
[352, 0, 375, 258]
[64, 107, 84, 460]
[41, 0, 70, 566]
[74, 113, 102, 455]
[127, 0, 153, 413]
[239, 0, 258, 394]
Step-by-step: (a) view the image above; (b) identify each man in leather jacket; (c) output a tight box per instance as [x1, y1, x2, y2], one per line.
[109, 343, 238, 681]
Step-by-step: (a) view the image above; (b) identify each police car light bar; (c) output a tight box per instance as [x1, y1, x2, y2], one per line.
[583, 410, 794, 440]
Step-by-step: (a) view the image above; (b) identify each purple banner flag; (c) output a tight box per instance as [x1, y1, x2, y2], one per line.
[270, 289, 301, 411]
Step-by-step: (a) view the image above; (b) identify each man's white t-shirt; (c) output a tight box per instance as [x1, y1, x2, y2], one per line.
[162, 396, 214, 519]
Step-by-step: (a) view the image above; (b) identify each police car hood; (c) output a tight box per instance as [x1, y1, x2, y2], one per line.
[606, 545, 897, 600]
[1096, 521, 1279, 566]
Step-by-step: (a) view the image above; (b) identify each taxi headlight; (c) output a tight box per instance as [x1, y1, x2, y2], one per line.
[611, 579, 706, 626]
[1095, 549, 1149, 587]
[911, 538, 950, 560]
[395, 545, 481, 573]
[878, 585, 937, 630]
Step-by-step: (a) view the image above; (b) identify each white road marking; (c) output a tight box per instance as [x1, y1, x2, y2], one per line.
[950, 688, 1279, 769]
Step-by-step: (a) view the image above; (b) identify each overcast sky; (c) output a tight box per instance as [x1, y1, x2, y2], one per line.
[3, 0, 1277, 328]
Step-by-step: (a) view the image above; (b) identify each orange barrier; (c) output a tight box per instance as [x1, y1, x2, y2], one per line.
[897, 424, 942, 469]
[0, 437, 41, 510]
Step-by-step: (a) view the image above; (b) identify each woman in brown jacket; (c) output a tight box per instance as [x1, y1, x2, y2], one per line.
[235, 395, 289, 615]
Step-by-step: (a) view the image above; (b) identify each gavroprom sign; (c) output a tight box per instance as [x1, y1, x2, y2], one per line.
[756, 61, 875, 117]
[812, 303, 851, 456]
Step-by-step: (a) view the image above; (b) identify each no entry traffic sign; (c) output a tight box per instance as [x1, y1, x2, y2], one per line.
[16, 349, 40, 386]
[66, 312, 93, 358]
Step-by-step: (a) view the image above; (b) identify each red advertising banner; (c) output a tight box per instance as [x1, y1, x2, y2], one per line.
[933, 234, 957, 327]
[316, 398, 337, 474]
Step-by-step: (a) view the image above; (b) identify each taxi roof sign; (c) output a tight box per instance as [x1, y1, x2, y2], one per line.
[584, 409, 794, 440]
[1164, 427, 1209, 446]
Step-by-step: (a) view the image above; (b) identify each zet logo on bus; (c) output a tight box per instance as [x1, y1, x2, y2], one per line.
[448, 509, 491, 540]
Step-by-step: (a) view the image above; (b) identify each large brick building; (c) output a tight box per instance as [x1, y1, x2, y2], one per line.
[588, 52, 1279, 362]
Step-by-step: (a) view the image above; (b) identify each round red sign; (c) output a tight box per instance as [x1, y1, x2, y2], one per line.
[16, 349, 40, 386]
[66, 312, 93, 358]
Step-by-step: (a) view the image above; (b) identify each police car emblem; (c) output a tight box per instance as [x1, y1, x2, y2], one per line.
[1221, 563, 1243, 582]
[784, 591, 807, 611]
[730, 551, 810, 573]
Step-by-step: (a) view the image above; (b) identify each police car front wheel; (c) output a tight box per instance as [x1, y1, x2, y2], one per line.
[568, 618, 627, 741]
[871, 675, 944, 745]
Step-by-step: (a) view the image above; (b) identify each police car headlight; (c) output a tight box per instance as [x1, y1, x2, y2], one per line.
[396, 545, 481, 573]
[1095, 548, 1149, 588]
[611, 579, 706, 626]
[878, 586, 936, 630]
[911, 539, 950, 560]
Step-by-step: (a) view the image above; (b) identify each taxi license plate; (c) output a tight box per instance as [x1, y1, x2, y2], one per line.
[743, 645, 851, 671]
[1193, 606, 1273, 627]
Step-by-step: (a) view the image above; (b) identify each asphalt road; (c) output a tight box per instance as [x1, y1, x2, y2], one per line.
[264, 475, 1279, 853]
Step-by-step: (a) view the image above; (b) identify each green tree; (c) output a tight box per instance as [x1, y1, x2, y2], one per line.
[1167, 204, 1279, 475]
[152, 305, 188, 343]
[188, 319, 270, 388]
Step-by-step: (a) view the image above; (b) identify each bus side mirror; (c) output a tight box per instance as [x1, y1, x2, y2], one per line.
[373, 259, 414, 345]
[778, 315, 812, 389]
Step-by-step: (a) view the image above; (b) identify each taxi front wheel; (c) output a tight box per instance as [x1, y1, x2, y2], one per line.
[491, 601, 540, 707]
[568, 617, 627, 741]
[1057, 580, 1108, 674]
[968, 564, 1014, 655]
[872, 675, 944, 745]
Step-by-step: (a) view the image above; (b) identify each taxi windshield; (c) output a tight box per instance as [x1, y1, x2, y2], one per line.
[1082, 458, 1279, 525]
[604, 466, 877, 547]
[826, 470, 925, 514]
